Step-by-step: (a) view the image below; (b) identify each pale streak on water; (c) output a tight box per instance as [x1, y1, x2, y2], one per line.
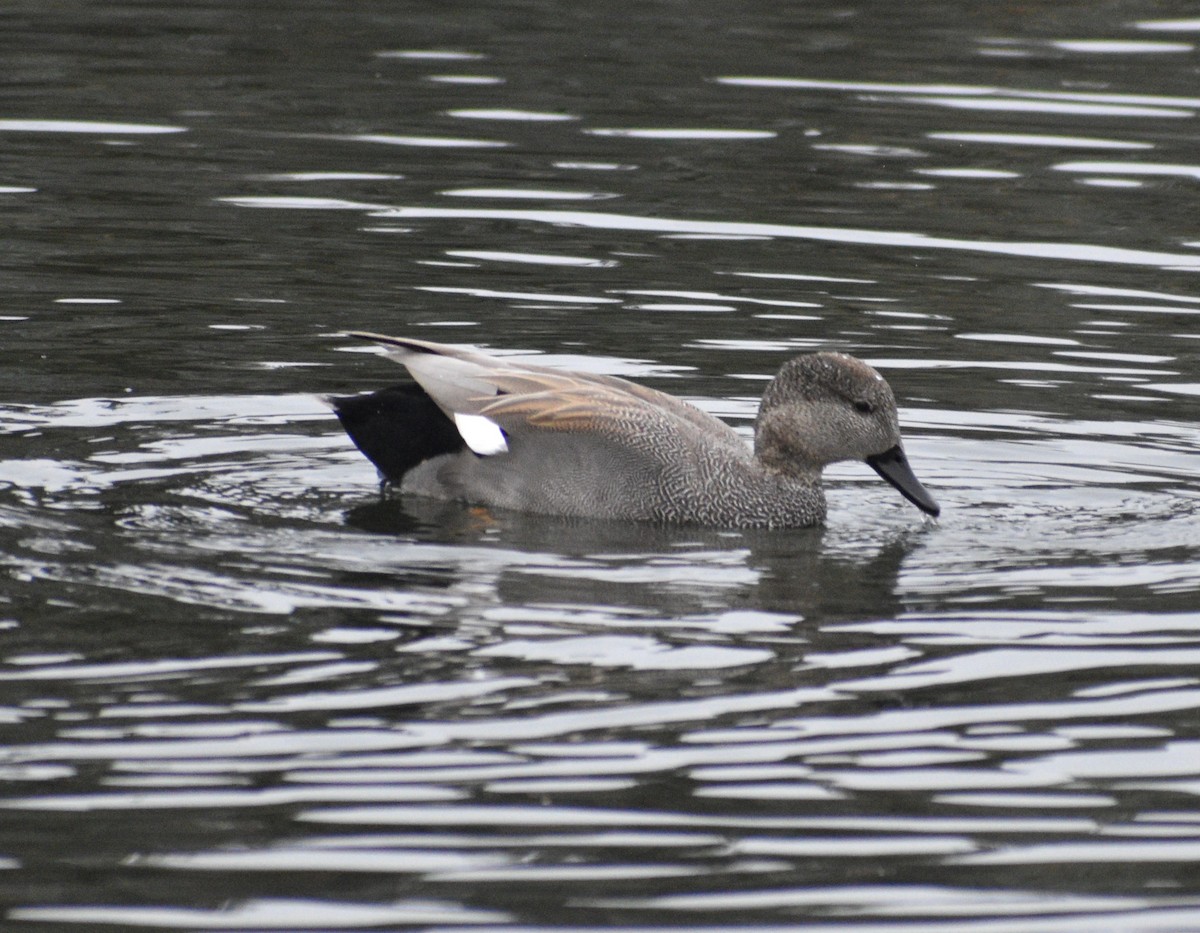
[223, 196, 1200, 270]
[3, 2, 1200, 931]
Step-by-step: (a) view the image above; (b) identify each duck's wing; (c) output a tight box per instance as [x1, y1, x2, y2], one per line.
[349, 332, 743, 455]
[350, 333, 505, 421]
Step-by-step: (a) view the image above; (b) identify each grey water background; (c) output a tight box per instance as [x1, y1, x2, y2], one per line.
[3, 0, 1200, 929]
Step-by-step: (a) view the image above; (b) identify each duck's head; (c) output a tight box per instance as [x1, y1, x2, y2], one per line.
[754, 352, 940, 517]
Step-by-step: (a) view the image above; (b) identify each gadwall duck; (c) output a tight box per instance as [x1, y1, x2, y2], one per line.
[329, 333, 939, 528]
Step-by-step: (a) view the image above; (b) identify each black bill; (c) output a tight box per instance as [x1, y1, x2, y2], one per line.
[866, 445, 940, 517]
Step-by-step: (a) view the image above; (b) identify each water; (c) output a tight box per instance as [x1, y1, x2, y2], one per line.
[3, 1, 1200, 929]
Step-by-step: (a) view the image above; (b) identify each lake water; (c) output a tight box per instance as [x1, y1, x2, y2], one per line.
[3, 1, 1200, 930]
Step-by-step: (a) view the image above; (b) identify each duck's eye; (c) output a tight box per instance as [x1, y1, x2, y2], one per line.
[853, 399, 874, 415]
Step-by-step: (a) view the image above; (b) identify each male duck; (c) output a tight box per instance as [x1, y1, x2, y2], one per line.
[329, 333, 939, 528]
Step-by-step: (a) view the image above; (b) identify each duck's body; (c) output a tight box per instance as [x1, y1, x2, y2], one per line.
[329, 333, 939, 528]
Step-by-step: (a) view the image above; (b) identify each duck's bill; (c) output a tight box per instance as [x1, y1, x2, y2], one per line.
[866, 445, 940, 517]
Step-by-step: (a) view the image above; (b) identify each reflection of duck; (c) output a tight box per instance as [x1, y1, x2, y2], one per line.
[328, 333, 939, 528]
[339, 496, 925, 627]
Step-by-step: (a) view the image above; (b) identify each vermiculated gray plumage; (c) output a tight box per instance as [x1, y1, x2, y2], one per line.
[329, 333, 939, 528]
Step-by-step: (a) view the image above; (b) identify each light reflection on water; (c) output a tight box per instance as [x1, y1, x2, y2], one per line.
[222, 198, 1200, 270]
[4, 0, 1200, 930]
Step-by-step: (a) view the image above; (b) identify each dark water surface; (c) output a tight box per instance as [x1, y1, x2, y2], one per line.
[4, 1, 1200, 930]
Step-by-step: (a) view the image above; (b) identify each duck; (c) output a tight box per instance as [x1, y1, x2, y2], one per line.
[327, 333, 939, 528]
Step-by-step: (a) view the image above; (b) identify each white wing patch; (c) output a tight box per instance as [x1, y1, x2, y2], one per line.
[454, 412, 509, 455]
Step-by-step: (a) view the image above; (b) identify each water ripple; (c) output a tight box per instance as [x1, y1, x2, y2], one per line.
[219, 197, 1200, 269]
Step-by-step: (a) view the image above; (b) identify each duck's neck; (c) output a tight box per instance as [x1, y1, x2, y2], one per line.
[753, 408, 825, 481]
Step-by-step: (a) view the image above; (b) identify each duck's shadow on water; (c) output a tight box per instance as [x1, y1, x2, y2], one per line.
[342, 494, 927, 621]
